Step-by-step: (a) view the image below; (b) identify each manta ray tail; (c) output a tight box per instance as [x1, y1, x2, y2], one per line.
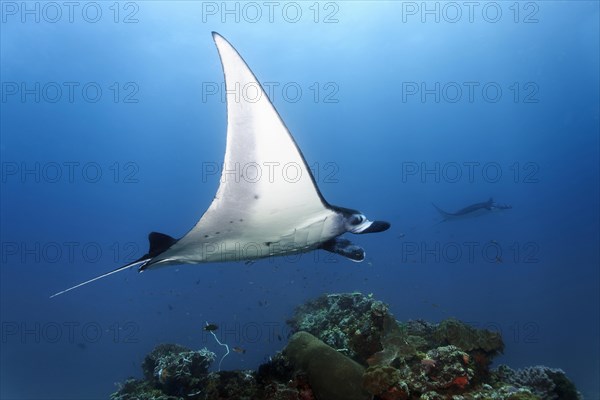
[430, 203, 450, 228]
[49, 259, 149, 298]
[432, 203, 452, 218]
[50, 232, 177, 298]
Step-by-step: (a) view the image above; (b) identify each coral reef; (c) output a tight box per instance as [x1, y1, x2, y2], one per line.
[495, 365, 582, 400]
[111, 292, 581, 400]
[287, 292, 389, 363]
[137, 343, 216, 397]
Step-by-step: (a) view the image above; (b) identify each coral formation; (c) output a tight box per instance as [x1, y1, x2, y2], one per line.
[287, 292, 388, 363]
[362, 365, 409, 399]
[434, 318, 504, 353]
[138, 343, 215, 397]
[495, 365, 582, 400]
[111, 292, 581, 400]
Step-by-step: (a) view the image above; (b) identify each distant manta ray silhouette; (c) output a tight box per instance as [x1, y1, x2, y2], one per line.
[431, 197, 512, 225]
[51, 32, 390, 298]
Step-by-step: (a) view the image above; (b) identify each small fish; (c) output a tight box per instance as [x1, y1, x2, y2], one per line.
[421, 358, 437, 373]
[421, 359, 436, 367]
[204, 323, 219, 331]
[277, 334, 282, 341]
[232, 346, 246, 354]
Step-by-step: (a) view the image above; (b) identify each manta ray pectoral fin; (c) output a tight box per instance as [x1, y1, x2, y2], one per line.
[168, 32, 334, 260]
[49, 259, 150, 298]
[321, 238, 365, 262]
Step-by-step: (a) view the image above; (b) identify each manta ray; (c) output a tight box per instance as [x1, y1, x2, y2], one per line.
[432, 197, 512, 223]
[50, 32, 390, 298]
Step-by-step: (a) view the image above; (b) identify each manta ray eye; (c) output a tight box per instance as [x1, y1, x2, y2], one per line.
[350, 215, 364, 225]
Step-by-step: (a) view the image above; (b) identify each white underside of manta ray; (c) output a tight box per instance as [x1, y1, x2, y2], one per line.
[50, 32, 390, 298]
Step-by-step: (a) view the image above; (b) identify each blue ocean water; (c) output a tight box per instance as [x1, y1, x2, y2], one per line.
[1, 2, 598, 399]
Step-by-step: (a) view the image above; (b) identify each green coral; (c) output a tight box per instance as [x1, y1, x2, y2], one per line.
[506, 393, 541, 400]
[154, 348, 215, 396]
[418, 391, 445, 400]
[141, 343, 191, 382]
[110, 379, 179, 400]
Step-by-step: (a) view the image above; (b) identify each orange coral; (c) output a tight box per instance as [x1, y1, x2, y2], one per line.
[380, 385, 409, 400]
[451, 375, 469, 389]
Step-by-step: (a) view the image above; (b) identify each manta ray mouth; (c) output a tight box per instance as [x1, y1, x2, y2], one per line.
[355, 220, 391, 234]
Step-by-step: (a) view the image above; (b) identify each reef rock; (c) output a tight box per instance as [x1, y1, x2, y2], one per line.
[284, 331, 370, 400]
